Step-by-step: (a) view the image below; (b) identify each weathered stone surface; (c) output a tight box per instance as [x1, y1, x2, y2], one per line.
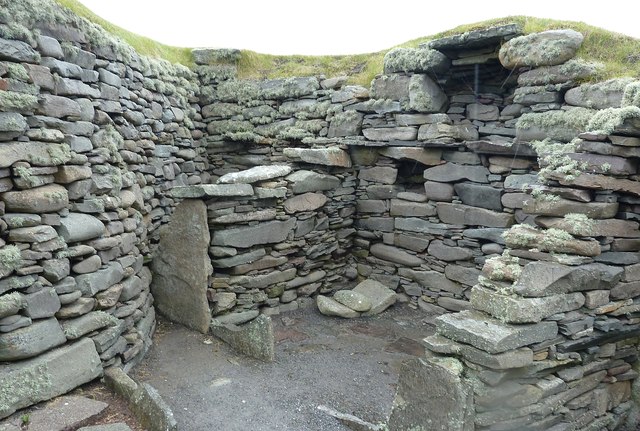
[333, 290, 372, 312]
[504, 224, 601, 256]
[229, 268, 296, 289]
[0, 112, 28, 140]
[387, 357, 474, 431]
[470, 286, 585, 323]
[383, 46, 450, 74]
[611, 281, 640, 300]
[23, 287, 61, 319]
[56, 297, 96, 319]
[316, 295, 360, 318]
[437, 203, 514, 228]
[536, 217, 640, 238]
[56, 213, 105, 243]
[565, 78, 632, 109]
[424, 163, 489, 183]
[390, 199, 436, 217]
[212, 218, 296, 248]
[54, 165, 92, 184]
[0, 293, 24, 319]
[286, 170, 340, 194]
[357, 199, 387, 213]
[217, 165, 292, 184]
[409, 74, 448, 113]
[370, 243, 423, 267]
[169, 184, 254, 198]
[128, 383, 178, 431]
[399, 268, 463, 295]
[353, 279, 397, 316]
[577, 139, 640, 158]
[8, 225, 58, 243]
[523, 198, 618, 219]
[513, 262, 622, 297]
[210, 209, 276, 225]
[2, 184, 68, 213]
[428, 240, 473, 262]
[211, 248, 266, 269]
[76, 262, 124, 296]
[454, 183, 502, 211]
[463, 228, 507, 244]
[424, 334, 533, 370]
[379, 147, 442, 166]
[362, 127, 417, 141]
[0, 338, 102, 419]
[37, 94, 82, 118]
[518, 60, 599, 86]
[547, 171, 640, 197]
[418, 123, 478, 142]
[499, 29, 584, 68]
[424, 181, 454, 201]
[0, 37, 40, 62]
[467, 103, 499, 121]
[151, 200, 211, 334]
[395, 217, 449, 235]
[61, 311, 117, 340]
[0, 317, 66, 361]
[283, 192, 327, 214]
[328, 110, 363, 137]
[211, 314, 275, 361]
[283, 147, 352, 167]
[213, 310, 259, 326]
[436, 310, 558, 354]
[23, 395, 108, 431]
[359, 166, 398, 184]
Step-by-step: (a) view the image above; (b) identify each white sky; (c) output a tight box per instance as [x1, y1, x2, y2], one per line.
[76, 0, 639, 55]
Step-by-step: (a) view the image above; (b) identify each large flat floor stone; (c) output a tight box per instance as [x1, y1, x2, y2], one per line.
[19, 396, 107, 431]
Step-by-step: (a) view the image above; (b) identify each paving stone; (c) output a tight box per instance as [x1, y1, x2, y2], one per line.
[21, 395, 107, 431]
[435, 310, 558, 354]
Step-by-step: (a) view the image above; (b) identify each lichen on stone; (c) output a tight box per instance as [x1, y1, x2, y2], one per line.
[622, 81, 640, 107]
[587, 106, 640, 134]
[0, 91, 38, 112]
[0, 245, 22, 278]
[563, 213, 595, 236]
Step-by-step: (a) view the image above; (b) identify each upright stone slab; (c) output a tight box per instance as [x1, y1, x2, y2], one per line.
[388, 357, 474, 431]
[210, 314, 275, 361]
[151, 200, 211, 333]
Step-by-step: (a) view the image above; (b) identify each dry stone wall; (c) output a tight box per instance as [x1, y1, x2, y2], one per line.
[0, 0, 206, 418]
[2, 3, 640, 428]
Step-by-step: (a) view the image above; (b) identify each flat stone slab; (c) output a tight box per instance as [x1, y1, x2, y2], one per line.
[353, 279, 397, 316]
[370, 243, 424, 267]
[212, 218, 296, 248]
[286, 170, 340, 194]
[217, 165, 292, 184]
[0, 338, 102, 419]
[0, 317, 66, 361]
[169, 184, 254, 198]
[470, 286, 585, 323]
[19, 396, 107, 431]
[316, 295, 360, 318]
[78, 424, 133, 431]
[435, 310, 558, 354]
[424, 334, 533, 370]
[283, 147, 352, 167]
[428, 23, 522, 51]
[211, 314, 275, 361]
[424, 163, 489, 183]
[56, 213, 105, 243]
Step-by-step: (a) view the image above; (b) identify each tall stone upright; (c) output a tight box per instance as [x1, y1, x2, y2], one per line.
[151, 200, 212, 333]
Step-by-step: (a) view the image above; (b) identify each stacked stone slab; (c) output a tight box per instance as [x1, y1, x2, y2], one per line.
[387, 27, 640, 431]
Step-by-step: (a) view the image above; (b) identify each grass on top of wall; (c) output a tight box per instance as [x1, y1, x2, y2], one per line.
[55, 0, 194, 67]
[51, 3, 640, 87]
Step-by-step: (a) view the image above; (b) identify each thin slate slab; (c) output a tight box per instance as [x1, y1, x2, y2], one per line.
[169, 184, 253, 198]
[435, 310, 558, 354]
[217, 165, 292, 184]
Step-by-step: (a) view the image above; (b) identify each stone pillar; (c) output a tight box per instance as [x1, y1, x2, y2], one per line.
[151, 200, 212, 333]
